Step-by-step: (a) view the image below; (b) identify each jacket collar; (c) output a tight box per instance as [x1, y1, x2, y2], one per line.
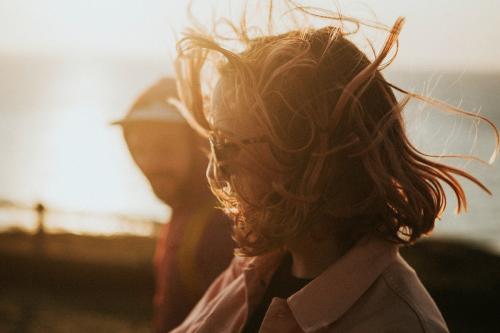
[243, 249, 286, 284]
[286, 236, 398, 332]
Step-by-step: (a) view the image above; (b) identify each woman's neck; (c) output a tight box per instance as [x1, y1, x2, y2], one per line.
[286, 233, 343, 279]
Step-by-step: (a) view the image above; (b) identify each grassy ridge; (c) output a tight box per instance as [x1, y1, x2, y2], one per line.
[1, 231, 499, 332]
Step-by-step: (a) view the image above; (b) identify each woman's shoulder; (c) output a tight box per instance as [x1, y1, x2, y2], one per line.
[368, 255, 448, 332]
[331, 255, 449, 332]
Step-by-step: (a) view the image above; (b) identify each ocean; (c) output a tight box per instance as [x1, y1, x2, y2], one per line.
[0, 56, 499, 251]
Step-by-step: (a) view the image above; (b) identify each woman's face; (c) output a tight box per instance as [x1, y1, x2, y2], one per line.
[208, 79, 277, 205]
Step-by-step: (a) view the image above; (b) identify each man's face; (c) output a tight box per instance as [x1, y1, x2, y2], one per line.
[123, 122, 194, 205]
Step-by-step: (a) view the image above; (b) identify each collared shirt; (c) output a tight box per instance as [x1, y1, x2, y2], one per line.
[171, 236, 449, 333]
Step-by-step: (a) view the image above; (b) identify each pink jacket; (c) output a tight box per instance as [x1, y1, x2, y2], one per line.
[171, 236, 448, 333]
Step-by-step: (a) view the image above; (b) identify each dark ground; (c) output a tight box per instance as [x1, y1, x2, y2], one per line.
[0, 231, 499, 333]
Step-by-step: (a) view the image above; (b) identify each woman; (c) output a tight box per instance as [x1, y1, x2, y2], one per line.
[171, 3, 498, 333]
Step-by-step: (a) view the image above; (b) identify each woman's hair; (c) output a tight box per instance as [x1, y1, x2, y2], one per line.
[175, 1, 499, 256]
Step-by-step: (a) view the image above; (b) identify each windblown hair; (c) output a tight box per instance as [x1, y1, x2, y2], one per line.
[175, 2, 499, 256]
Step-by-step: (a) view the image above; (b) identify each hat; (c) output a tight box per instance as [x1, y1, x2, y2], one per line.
[112, 77, 185, 125]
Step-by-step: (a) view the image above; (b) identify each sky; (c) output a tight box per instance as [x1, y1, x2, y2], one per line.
[1, 0, 499, 237]
[0, 0, 500, 71]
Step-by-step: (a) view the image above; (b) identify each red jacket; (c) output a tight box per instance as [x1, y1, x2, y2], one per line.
[153, 202, 234, 333]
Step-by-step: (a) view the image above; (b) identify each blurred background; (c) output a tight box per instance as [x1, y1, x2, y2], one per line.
[0, 1, 499, 332]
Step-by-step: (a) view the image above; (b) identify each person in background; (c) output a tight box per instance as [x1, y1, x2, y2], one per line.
[113, 78, 234, 333]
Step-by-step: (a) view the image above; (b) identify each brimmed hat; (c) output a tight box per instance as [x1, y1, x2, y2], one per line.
[112, 77, 185, 125]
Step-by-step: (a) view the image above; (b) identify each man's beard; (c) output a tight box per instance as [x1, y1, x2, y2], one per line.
[152, 172, 209, 208]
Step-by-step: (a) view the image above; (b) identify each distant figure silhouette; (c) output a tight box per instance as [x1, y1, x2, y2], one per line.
[113, 78, 234, 333]
[33, 202, 46, 256]
[35, 203, 45, 236]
